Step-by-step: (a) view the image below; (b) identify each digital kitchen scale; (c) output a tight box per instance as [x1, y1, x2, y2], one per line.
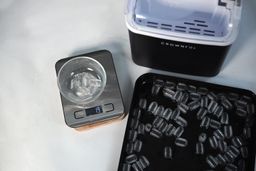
[55, 50, 125, 129]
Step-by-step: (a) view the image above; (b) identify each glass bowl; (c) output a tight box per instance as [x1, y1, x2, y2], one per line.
[57, 57, 107, 104]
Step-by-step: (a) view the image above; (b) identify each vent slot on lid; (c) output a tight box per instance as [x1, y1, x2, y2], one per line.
[135, 17, 219, 37]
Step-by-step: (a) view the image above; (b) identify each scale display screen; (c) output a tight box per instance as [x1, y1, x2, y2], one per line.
[86, 106, 103, 116]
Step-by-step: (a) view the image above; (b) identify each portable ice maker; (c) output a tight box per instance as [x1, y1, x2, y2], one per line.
[125, 0, 243, 76]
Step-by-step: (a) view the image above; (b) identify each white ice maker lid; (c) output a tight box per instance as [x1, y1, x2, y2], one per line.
[125, 0, 242, 46]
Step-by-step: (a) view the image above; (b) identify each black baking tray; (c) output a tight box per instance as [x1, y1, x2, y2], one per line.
[117, 73, 256, 171]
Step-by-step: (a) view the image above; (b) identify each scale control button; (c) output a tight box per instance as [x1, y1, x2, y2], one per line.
[74, 110, 86, 119]
[104, 103, 114, 112]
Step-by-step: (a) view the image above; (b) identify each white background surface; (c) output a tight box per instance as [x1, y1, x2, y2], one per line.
[0, 0, 255, 171]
